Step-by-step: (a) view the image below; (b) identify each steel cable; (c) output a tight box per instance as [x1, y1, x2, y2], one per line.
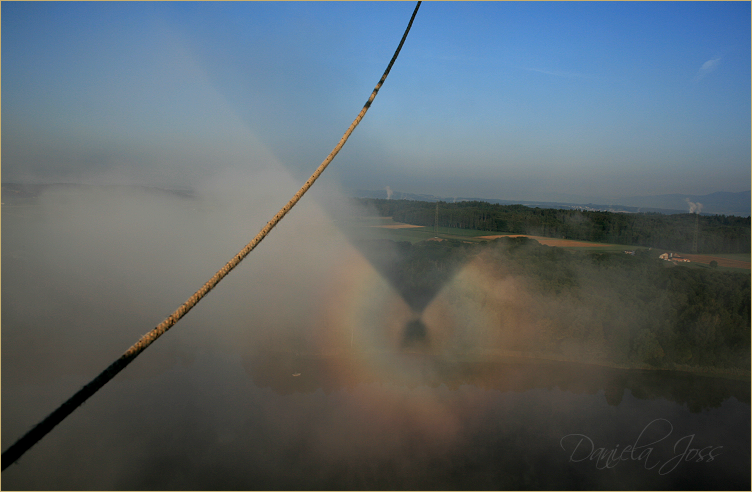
[2, 1, 421, 470]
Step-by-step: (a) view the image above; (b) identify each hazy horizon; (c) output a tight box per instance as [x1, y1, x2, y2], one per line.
[3, 2, 750, 204]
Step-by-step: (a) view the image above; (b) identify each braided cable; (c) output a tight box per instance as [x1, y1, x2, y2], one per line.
[2, 1, 421, 471]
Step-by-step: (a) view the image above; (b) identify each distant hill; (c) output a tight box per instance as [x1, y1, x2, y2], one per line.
[4, 183, 747, 217]
[616, 191, 750, 217]
[1, 183, 195, 204]
[351, 189, 751, 217]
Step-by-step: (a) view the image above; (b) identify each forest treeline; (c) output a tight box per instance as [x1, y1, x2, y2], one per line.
[355, 198, 751, 254]
[369, 237, 750, 376]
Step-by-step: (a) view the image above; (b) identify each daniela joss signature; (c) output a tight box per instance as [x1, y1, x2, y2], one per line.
[559, 418, 723, 475]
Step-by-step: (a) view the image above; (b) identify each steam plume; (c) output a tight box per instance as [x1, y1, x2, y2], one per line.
[385, 186, 393, 200]
[686, 198, 703, 214]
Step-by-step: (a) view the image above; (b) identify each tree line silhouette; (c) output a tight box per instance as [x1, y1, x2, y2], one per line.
[357, 198, 751, 254]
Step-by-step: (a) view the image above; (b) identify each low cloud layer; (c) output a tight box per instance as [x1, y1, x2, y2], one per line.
[3, 176, 749, 489]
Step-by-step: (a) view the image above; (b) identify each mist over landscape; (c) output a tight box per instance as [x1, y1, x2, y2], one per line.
[2, 1, 750, 490]
[3, 181, 750, 489]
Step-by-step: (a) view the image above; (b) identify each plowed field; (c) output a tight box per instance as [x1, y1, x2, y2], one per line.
[477, 234, 613, 248]
[477, 235, 750, 269]
[680, 254, 750, 269]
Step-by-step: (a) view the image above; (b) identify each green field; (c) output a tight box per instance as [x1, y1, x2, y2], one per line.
[336, 216, 496, 243]
[337, 216, 750, 272]
[339, 216, 643, 248]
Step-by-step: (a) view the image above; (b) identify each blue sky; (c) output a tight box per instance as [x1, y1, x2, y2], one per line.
[3, 1, 750, 202]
